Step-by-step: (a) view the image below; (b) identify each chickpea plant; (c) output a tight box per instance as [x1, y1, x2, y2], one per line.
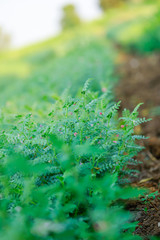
[0, 80, 149, 239]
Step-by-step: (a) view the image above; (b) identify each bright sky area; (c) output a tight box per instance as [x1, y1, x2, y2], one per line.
[0, 0, 102, 48]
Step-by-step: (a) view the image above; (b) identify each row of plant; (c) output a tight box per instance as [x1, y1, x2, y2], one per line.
[0, 80, 152, 239]
[1, 0, 159, 116]
[0, 38, 116, 116]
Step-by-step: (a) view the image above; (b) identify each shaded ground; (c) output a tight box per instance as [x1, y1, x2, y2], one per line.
[116, 52, 160, 238]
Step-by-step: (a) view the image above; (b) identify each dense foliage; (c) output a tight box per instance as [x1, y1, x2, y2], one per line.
[0, 81, 149, 239]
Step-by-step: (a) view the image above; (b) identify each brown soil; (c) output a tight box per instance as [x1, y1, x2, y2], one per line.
[116, 52, 160, 238]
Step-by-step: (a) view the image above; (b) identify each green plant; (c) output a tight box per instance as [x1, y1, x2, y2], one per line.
[0, 81, 149, 239]
[4, 81, 150, 179]
[0, 141, 144, 240]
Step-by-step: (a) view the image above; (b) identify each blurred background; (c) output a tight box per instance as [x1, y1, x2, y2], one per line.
[0, 0, 159, 131]
[0, 0, 102, 48]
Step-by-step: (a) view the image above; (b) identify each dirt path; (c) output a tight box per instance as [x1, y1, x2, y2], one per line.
[115, 52, 160, 238]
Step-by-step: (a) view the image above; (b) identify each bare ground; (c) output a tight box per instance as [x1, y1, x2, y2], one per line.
[116, 52, 160, 238]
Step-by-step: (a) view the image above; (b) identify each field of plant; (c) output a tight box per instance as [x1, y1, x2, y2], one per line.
[0, 0, 160, 239]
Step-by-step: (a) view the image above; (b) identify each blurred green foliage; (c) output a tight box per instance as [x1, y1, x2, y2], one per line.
[0, 0, 158, 116]
[107, 1, 160, 53]
[61, 4, 81, 30]
[0, 38, 117, 115]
